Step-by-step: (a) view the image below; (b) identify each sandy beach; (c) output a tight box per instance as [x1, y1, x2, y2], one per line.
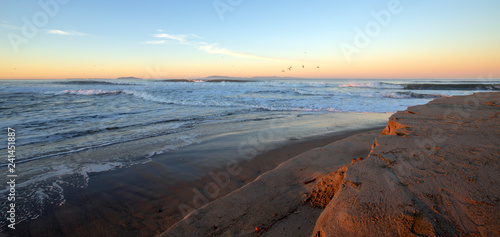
[162, 92, 500, 236]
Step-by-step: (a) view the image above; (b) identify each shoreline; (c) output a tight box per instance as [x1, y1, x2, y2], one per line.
[162, 92, 500, 236]
[174, 126, 386, 220]
[5, 124, 385, 236]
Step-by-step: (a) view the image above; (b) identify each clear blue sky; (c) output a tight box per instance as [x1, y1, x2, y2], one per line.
[1, 0, 499, 79]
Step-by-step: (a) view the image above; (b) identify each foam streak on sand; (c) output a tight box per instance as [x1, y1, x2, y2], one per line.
[162, 92, 500, 236]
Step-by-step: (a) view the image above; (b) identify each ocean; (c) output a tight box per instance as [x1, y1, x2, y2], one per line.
[0, 78, 498, 227]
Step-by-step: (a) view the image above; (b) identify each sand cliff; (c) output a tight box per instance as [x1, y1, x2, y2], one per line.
[161, 92, 500, 236]
[313, 92, 500, 236]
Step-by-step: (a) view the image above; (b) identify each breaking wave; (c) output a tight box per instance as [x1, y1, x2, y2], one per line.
[63, 89, 124, 95]
[381, 92, 446, 99]
[402, 83, 500, 90]
[338, 82, 403, 89]
[339, 82, 500, 91]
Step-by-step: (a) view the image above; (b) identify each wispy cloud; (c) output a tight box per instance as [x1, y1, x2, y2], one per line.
[144, 40, 167, 45]
[151, 33, 200, 44]
[46, 29, 87, 36]
[145, 31, 282, 61]
[197, 43, 282, 60]
[152, 33, 188, 43]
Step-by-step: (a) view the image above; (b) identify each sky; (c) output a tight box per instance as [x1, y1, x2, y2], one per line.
[0, 0, 499, 79]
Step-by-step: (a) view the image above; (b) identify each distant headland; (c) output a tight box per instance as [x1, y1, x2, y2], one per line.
[116, 77, 142, 80]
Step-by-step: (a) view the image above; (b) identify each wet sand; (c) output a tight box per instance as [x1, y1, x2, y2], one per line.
[162, 129, 383, 237]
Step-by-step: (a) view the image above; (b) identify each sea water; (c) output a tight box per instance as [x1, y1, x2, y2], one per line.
[0, 78, 498, 226]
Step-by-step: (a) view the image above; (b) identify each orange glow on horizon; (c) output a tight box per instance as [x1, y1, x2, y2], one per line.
[1, 52, 498, 80]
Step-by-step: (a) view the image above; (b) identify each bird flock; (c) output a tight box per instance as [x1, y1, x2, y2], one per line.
[281, 65, 319, 73]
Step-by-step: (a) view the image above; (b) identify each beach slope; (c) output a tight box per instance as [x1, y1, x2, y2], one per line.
[161, 130, 382, 236]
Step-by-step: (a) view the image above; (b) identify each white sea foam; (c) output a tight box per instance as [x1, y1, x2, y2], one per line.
[0, 160, 137, 226]
[338, 82, 378, 88]
[354, 91, 445, 99]
[338, 82, 403, 89]
[148, 134, 199, 156]
[381, 92, 445, 99]
[63, 89, 124, 95]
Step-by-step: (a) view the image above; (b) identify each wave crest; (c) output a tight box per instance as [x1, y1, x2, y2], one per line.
[338, 82, 403, 89]
[382, 92, 446, 99]
[63, 89, 124, 95]
[403, 83, 500, 90]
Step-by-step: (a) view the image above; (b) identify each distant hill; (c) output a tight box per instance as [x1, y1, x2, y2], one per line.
[117, 77, 142, 80]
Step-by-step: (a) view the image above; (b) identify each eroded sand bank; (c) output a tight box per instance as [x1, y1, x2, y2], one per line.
[313, 92, 500, 236]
